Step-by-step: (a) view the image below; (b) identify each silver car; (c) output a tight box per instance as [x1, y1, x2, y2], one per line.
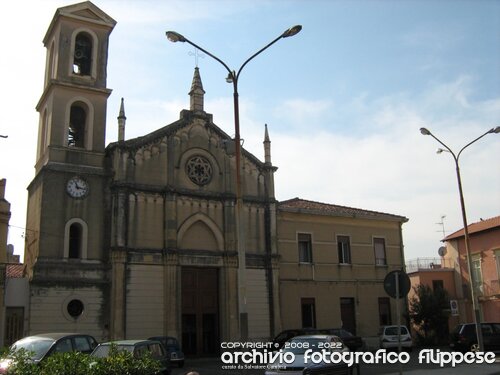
[379, 325, 413, 351]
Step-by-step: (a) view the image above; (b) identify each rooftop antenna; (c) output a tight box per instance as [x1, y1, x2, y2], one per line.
[436, 214, 447, 238]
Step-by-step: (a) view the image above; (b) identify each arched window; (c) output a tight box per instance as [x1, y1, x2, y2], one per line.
[38, 109, 49, 159]
[68, 104, 86, 147]
[73, 32, 92, 76]
[46, 41, 56, 83]
[64, 218, 88, 260]
[68, 222, 83, 259]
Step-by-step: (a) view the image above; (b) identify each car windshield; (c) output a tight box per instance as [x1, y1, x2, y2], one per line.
[283, 338, 328, 355]
[12, 338, 54, 361]
[385, 327, 408, 335]
[165, 338, 178, 349]
[92, 345, 134, 358]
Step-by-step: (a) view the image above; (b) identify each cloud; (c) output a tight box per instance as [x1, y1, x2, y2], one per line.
[261, 77, 500, 261]
[273, 98, 334, 126]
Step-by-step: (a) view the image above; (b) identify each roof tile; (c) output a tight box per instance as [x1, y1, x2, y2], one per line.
[444, 215, 500, 240]
[278, 197, 408, 222]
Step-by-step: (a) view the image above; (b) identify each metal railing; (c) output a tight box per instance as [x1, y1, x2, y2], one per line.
[405, 257, 454, 273]
[480, 279, 500, 298]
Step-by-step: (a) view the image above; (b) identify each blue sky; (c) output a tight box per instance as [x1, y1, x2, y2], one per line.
[1, 0, 499, 262]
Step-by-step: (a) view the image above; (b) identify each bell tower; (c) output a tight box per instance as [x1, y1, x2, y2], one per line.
[35, 1, 116, 169]
[25, 1, 116, 339]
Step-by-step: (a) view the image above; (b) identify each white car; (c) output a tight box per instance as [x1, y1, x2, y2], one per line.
[379, 325, 413, 351]
[265, 334, 349, 375]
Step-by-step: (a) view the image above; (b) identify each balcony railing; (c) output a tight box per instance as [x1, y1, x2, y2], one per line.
[478, 279, 500, 299]
[405, 257, 454, 273]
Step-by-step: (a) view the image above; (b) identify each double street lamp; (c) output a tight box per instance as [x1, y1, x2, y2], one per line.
[166, 26, 302, 340]
[420, 125, 500, 351]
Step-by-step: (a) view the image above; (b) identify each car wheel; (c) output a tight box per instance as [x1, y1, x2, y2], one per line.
[470, 343, 479, 352]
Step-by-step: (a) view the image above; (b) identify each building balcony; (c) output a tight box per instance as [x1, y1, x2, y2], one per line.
[405, 257, 454, 273]
[478, 279, 500, 300]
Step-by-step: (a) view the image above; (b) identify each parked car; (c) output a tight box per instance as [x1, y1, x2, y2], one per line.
[0, 333, 97, 374]
[379, 325, 413, 351]
[449, 322, 500, 352]
[148, 336, 184, 368]
[91, 339, 170, 375]
[272, 328, 319, 350]
[317, 328, 364, 351]
[265, 334, 349, 375]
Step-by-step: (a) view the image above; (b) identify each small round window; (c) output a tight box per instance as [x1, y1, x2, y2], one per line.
[67, 299, 84, 318]
[186, 155, 213, 186]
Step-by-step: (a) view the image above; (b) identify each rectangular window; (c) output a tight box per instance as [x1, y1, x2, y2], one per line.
[471, 257, 483, 291]
[337, 235, 351, 264]
[298, 233, 312, 263]
[301, 298, 316, 328]
[374, 238, 386, 266]
[432, 279, 444, 290]
[378, 297, 392, 326]
[495, 250, 500, 279]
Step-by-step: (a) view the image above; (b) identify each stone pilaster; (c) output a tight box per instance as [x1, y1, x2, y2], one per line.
[110, 249, 127, 339]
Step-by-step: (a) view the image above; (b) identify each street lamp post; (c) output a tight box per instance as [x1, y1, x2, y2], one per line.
[166, 26, 302, 340]
[420, 125, 500, 351]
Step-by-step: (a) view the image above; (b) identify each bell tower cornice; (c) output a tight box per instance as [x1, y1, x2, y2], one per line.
[43, 1, 116, 46]
[36, 80, 112, 111]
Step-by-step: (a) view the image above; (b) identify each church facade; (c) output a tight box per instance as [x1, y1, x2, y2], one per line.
[23, 1, 407, 354]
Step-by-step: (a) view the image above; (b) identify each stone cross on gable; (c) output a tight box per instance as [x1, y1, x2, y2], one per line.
[189, 47, 205, 67]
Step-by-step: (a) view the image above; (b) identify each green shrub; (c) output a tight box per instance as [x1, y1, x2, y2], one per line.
[39, 352, 91, 375]
[1, 348, 40, 375]
[89, 346, 162, 375]
[0, 346, 163, 375]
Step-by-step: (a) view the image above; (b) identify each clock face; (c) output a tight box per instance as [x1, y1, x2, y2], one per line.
[66, 177, 89, 198]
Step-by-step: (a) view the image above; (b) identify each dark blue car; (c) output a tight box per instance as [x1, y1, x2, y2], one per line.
[149, 336, 185, 368]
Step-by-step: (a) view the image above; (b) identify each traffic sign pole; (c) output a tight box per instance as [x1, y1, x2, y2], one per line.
[395, 272, 402, 375]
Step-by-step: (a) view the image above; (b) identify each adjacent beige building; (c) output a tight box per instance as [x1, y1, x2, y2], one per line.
[277, 199, 408, 344]
[23, 1, 408, 354]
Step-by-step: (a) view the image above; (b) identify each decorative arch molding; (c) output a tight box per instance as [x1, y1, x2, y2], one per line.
[46, 39, 57, 83]
[37, 108, 50, 160]
[65, 96, 95, 149]
[64, 218, 88, 260]
[178, 212, 224, 251]
[69, 27, 99, 78]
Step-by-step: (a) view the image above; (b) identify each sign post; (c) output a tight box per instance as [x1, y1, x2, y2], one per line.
[384, 270, 411, 375]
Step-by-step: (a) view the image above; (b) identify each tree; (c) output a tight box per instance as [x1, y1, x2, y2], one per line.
[409, 284, 450, 345]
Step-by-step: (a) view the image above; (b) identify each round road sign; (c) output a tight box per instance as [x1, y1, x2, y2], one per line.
[383, 270, 411, 299]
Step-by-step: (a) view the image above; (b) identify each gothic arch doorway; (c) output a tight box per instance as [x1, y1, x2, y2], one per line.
[181, 267, 219, 357]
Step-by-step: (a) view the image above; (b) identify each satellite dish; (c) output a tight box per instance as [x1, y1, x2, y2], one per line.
[438, 246, 447, 257]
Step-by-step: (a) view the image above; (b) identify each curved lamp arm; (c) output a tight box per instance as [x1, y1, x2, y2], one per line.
[420, 126, 499, 162]
[166, 25, 302, 83]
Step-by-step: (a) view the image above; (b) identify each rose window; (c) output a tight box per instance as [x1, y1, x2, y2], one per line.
[186, 155, 213, 186]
